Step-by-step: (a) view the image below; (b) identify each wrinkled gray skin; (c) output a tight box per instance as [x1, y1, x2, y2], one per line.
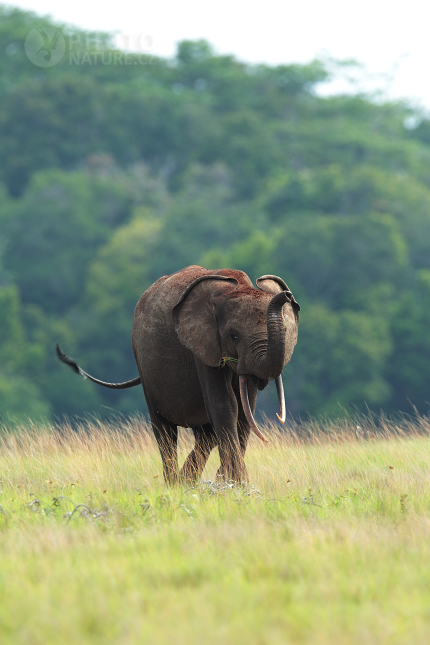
[57, 265, 299, 484]
[132, 265, 299, 484]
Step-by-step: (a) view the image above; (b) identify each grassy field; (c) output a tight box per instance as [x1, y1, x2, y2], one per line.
[1, 415, 430, 644]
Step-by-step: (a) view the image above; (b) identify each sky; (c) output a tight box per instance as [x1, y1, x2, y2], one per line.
[5, 0, 430, 111]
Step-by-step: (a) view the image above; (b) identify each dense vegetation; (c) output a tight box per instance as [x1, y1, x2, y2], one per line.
[1, 6, 430, 422]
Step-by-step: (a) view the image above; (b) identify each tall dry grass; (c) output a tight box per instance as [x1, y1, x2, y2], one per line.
[1, 411, 429, 501]
[1, 414, 430, 644]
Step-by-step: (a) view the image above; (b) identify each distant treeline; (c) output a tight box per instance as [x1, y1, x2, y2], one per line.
[1, 6, 430, 422]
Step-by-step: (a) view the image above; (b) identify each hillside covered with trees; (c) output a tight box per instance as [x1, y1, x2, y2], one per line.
[1, 6, 430, 423]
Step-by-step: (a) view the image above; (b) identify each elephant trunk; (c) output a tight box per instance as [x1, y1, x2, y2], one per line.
[251, 290, 291, 381]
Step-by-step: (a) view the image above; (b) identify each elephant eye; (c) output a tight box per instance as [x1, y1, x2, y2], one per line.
[229, 332, 239, 342]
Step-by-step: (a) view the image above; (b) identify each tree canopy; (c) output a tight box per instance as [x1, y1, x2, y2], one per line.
[1, 6, 430, 423]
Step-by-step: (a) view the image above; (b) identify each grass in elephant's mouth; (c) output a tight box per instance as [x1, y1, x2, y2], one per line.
[1, 414, 430, 644]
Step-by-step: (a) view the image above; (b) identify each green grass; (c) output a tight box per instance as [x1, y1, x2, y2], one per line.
[1, 415, 430, 644]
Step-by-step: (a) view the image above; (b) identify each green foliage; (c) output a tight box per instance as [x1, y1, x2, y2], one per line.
[2, 169, 133, 314]
[291, 304, 392, 415]
[0, 284, 51, 420]
[385, 270, 430, 412]
[1, 8, 430, 420]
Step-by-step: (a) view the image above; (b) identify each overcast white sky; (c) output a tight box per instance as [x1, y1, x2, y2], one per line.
[5, 0, 430, 111]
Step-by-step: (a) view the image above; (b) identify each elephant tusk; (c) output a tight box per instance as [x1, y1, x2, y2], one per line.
[239, 375, 268, 443]
[275, 375, 286, 424]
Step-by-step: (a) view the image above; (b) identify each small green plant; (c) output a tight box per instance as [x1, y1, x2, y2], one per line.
[218, 355, 239, 368]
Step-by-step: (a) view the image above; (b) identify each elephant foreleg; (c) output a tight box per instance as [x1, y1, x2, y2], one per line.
[237, 422, 251, 456]
[214, 421, 252, 483]
[194, 360, 248, 482]
[180, 424, 217, 483]
[148, 407, 179, 485]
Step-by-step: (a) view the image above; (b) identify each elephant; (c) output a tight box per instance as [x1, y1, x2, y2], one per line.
[57, 265, 300, 484]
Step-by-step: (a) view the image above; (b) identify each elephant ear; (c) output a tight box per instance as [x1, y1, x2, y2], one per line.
[256, 274, 290, 294]
[256, 274, 300, 316]
[173, 275, 238, 367]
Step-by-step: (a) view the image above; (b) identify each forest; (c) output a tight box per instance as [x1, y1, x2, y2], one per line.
[1, 6, 430, 423]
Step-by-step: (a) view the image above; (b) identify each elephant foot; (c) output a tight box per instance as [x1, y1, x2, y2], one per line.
[162, 463, 179, 486]
[163, 475, 179, 486]
[216, 444, 249, 484]
[178, 464, 200, 484]
[216, 465, 249, 485]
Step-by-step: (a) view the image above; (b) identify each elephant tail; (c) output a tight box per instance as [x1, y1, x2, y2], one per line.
[56, 345, 141, 390]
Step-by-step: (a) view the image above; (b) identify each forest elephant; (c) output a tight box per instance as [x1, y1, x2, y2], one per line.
[57, 265, 300, 484]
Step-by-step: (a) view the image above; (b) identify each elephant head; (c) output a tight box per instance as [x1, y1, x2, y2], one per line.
[172, 270, 299, 440]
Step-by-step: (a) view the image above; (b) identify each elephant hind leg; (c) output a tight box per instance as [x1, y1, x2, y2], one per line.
[180, 424, 217, 483]
[148, 407, 179, 485]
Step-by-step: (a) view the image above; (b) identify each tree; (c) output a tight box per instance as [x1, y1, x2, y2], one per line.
[3, 169, 133, 314]
[0, 284, 51, 421]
